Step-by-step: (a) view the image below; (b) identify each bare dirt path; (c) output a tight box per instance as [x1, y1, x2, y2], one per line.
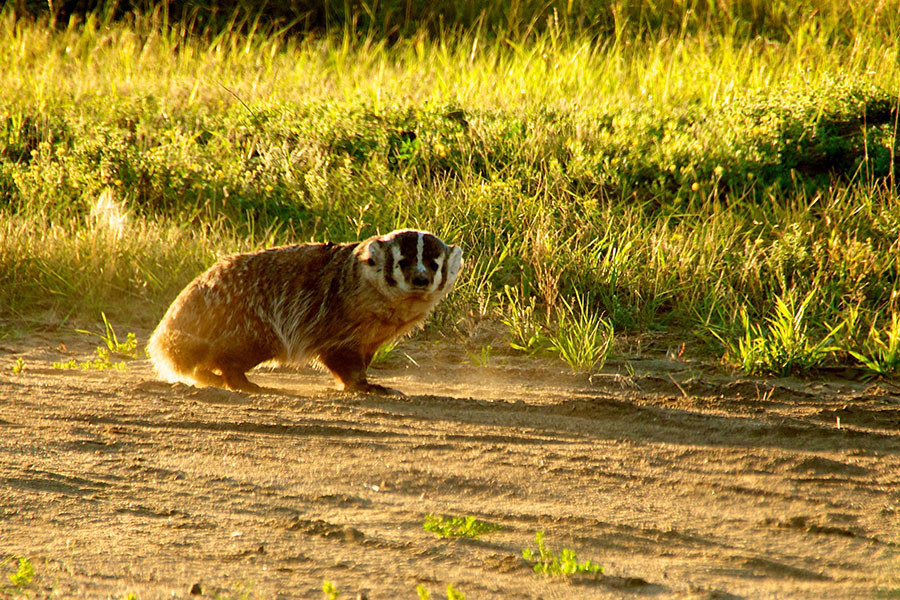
[1, 333, 899, 599]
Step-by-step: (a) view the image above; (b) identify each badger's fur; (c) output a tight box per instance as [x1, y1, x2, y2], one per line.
[147, 229, 463, 394]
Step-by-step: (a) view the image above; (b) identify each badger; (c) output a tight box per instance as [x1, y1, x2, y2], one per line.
[147, 229, 463, 395]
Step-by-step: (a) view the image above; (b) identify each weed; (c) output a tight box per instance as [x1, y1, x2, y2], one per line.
[467, 345, 492, 367]
[423, 514, 502, 539]
[522, 531, 603, 577]
[11, 357, 24, 374]
[850, 311, 900, 377]
[52, 353, 127, 371]
[53, 315, 140, 370]
[719, 290, 843, 376]
[446, 584, 466, 600]
[370, 339, 400, 364]
[8, 557, 34, 587]
[77, 313, 139, 359]
[415, 583, 465, 599]
[322, 580, 339, 600]
[2, 556, 35, 597]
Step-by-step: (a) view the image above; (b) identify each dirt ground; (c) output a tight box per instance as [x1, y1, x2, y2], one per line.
[1, 332, 899, 600]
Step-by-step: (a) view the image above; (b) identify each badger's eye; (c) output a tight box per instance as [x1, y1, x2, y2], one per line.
[398, 258, 412, 268]
[428, 260, 439, 271]
[367, 257, 376, 266]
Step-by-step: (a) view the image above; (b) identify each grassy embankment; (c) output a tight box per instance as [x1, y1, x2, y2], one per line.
[1, 1, 899, 375]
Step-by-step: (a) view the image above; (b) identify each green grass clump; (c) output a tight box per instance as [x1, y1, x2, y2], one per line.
[719, 289, 843, 376]
[8, 557, 34, 587]
[522, 531, 603, 577]
[424, 514, 502, 539]
[416, 583, 465, 599]
[850, 312, 900, 378]
[504, 286, 614, 372]
[545, 290, 614, 373]
[445, 584, 466, 600]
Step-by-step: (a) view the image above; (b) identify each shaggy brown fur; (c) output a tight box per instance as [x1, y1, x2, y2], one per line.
[147, 229, 463, 394]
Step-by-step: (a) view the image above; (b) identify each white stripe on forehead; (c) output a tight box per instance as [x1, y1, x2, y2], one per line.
[417, 232, 424, 270]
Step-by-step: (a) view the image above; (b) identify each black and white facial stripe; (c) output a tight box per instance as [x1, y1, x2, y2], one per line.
[383, 230, 448, 292]
[360, 229, 462, 298]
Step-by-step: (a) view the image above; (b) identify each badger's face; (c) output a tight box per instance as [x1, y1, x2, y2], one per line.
[359, 229, 463, 297]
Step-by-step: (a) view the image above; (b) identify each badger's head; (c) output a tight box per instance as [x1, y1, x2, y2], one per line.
[357, 229, 463, 298]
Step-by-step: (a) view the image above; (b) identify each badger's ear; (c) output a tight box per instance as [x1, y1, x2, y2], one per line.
[445, 244, 463, 285]
[359, 238, 385, 267]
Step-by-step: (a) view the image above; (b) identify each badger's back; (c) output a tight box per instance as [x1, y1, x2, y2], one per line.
[147, 242, 361, 382]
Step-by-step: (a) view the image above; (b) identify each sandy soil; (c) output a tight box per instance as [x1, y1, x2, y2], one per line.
[1, 332, 899, 600]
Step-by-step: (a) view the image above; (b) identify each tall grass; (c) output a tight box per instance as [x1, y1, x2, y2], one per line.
[1, 2, 899, 374]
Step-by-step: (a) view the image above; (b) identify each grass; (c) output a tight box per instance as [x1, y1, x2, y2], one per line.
[717, 289, 844, 376]
[850, 311, 900, 377]
[1, 2, 899, 375]
[545, 290, 615, 373]
[416, 584, 466, 600]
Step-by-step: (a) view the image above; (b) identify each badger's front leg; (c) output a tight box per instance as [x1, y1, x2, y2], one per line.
[319, 348, 403, 396]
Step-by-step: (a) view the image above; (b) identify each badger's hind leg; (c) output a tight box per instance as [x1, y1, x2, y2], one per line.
[219, 369, 264, 393]
[191, 368, 225, 389]
[319, 348, 403, 396]
[201, 333, 277, 393]
[186, 365, 263, 394]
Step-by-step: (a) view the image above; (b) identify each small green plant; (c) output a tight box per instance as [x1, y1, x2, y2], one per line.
[719, 290, 842, 376]
[545, 290, 614, 373]
[371, 339, 400, 364]
[11, 358, 24, 374]
[415, 584, 464, 599]
[849, 311, 900, 377]
[423, 514, 502, 539]
[2, 556, 35, 596]
[322, 579, 340, 600]
[53, 313, 139, 371]
[9, 557, 35, 587]
[522, 531, 603, 577]
[52, 352, 127, 371]
[467, 345, 492, 367]
[77, 312, 139, 359]
[121, 594, 138, 600]
[446, 584, 466, 600]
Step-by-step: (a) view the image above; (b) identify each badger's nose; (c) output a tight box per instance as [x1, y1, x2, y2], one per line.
[411, 276, 429, 288]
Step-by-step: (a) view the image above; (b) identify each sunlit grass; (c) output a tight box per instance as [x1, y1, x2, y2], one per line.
[1, 2, 899, 374]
